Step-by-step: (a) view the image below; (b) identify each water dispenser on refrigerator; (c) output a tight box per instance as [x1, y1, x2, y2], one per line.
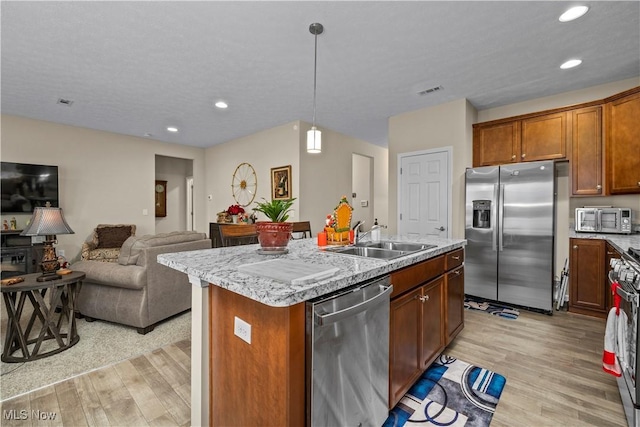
[472, 200, 491, 229]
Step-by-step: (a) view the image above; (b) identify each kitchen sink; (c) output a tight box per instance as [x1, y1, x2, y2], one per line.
[327, 240, 436, 260]
[332, 246, 405, 259]
[358, 241, 437, 252]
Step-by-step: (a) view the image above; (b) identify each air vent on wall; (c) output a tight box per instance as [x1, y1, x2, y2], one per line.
[57, 98, 74, 106]
[417, 85, 443, 96]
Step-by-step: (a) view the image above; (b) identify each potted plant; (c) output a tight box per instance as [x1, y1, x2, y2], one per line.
[253, 198, 296, 252]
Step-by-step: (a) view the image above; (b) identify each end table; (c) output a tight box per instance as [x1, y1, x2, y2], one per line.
[1, 270, 85, 362]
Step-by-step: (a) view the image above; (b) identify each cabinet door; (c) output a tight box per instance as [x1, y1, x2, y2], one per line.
[389, 287, 422, 406]
[420, 277, 444, 370]
[521, 112, 569, 162]
[473, 121, 520, 167]
[445, 267, 464, 345]
[571, 106, 603, 196]
[606, 90, 640, 194]
[569, 238, 607, 317]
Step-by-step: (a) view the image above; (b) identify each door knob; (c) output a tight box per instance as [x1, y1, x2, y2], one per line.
[435, 226, 445, 231]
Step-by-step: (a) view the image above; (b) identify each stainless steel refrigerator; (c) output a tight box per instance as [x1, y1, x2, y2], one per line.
[464, 160, 555, 312]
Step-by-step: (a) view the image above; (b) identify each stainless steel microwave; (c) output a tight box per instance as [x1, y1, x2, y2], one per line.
[575, 207, 632, 234]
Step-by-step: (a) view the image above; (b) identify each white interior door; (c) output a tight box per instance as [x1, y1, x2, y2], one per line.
[398, 148, 451, 238]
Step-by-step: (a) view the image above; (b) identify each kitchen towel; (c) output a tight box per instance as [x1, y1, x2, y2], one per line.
[603, 306, 622, 377]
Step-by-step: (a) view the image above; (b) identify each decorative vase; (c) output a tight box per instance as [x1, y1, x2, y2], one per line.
[231, 215, 238, 224]
[255, 222, 293, 252]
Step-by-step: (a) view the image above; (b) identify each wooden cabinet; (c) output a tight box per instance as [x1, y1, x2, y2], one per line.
[472, 111, 568, 167]
[571, 106, 603, 196]
[605, 88, 640, 194]
[473, 121, 520, 166]
[444, 248, 464, 345]
[389, 276, 444, 406]
[569, 238, 607, 318]
[389, 248, 464, 407]
[520, 111, 569, 162]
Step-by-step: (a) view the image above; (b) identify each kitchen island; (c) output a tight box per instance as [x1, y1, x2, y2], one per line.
[158, 235, 466, 426]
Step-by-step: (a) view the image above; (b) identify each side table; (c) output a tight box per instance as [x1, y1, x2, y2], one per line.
[1, 270, 85, 362]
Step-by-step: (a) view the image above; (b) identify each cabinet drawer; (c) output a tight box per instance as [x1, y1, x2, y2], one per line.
[391, 255, 444, 298]
[445, 249, 464, 271]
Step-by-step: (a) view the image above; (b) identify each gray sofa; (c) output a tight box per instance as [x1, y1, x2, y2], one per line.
[72, 231, 211, 334]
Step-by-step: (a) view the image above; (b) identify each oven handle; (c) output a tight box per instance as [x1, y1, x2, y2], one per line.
[609, 271, 638, 303]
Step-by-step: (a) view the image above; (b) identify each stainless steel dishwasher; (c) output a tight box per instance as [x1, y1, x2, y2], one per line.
[306, 275, 392, 427]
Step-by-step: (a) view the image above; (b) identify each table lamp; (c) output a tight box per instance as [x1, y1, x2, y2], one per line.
[20, 203, 74, 281]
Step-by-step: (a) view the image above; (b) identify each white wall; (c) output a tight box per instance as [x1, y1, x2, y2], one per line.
[351, 153, 373, 230]
[388, 98, 476, 238]
[1, 115, 207, 261]
[204, 121, 301, 224]
[299, 122, 389, 235]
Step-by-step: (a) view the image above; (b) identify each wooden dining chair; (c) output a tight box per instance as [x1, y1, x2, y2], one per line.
[219, 224, 258, 247]
[291, 221, 312, 239]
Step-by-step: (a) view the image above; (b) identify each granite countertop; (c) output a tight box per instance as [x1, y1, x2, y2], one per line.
[568, 229, 640, 254]
[158, 235, 466, 307]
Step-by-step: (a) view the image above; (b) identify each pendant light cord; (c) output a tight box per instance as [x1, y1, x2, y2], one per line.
[312, 30, 318, 127]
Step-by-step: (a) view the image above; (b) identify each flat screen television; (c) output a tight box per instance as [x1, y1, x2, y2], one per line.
[1, 162, 59, 213]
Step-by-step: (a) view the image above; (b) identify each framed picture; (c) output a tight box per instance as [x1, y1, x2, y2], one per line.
[271, 165, 292, 200]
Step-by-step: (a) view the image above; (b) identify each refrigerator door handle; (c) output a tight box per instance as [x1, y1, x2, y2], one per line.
[492, 184, 499, 251]
[498, 184, 505, 252]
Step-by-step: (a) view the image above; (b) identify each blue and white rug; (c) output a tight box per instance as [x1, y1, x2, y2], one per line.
[384, 355, 507, 427]
[464, 296, 520, 319]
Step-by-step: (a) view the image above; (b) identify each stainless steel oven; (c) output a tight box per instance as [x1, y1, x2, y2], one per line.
[610, 247, 640, 427]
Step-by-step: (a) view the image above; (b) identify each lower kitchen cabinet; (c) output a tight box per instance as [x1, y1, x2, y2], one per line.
[389, 277, 444, 406]
[569, 238, 607, 318]
[445, 266, 464, 344]
[389, 248, 464, 408]
[605, 242, 622, 311]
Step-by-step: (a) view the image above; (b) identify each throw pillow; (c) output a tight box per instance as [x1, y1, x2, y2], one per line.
[96, 225, 133, 249]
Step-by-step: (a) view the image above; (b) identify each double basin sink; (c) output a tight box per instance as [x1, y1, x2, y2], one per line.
[327, 240, 437, 260]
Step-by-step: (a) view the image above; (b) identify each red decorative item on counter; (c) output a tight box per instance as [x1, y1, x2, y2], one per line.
[227, 204, 245, 216]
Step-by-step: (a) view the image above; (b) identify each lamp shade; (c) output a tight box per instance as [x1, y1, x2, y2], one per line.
[21, 207, 74, 236]
[307, 127, 322, 154]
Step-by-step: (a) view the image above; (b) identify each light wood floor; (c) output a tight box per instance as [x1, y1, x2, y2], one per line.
[447, 308, 627, 427]
[0, 309, 627, 426]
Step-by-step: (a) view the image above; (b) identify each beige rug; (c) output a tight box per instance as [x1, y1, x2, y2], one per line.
[0, 308, 191, 400]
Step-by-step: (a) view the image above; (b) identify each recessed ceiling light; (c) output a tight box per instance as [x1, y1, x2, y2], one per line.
[215, 101, 228, 109]
[166, 126, 179, 133]
[559, 6, 589, 22]
[560, 59, 582, 69]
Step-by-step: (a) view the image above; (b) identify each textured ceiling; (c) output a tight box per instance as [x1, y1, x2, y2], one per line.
[1, 1, 639, 148]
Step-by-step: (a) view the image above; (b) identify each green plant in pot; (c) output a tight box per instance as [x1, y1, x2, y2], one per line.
[253, 198, 296, 252]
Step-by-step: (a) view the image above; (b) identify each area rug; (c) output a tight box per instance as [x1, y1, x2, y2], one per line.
[0, 310, 191, 400]
[464, 296, 519, 319]
[384, 355, 506, 427]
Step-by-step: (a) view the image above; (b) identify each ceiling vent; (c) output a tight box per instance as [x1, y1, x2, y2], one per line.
[417, 85, 443, 96]
[57, 98, 74, 106]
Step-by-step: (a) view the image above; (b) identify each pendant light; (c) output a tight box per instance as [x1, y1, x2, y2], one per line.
[307, 22, 323, 154]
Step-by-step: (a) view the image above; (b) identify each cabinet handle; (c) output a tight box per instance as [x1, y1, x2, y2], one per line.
[455, 269, 462, 276]
[607, 252, 616, 255]
[521, 153, 526, 159]
[419, 295, 429, 303]
[452, 256, 460, 260]
[596, 184, 602, 190]
[511, 154, 516, 160]
[637, 182, 640, 187]
[573, 245, 578, 249]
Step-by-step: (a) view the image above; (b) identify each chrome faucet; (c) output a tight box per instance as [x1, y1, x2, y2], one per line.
[355, 222, 386, 244]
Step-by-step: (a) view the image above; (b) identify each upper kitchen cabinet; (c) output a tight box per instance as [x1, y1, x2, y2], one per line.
[473, 111, 568, 167]
[520, 111, 568, 162]
[571, 106, 603, 196]
[473, 121, 520, 166]
[605, 87, 640, 195]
